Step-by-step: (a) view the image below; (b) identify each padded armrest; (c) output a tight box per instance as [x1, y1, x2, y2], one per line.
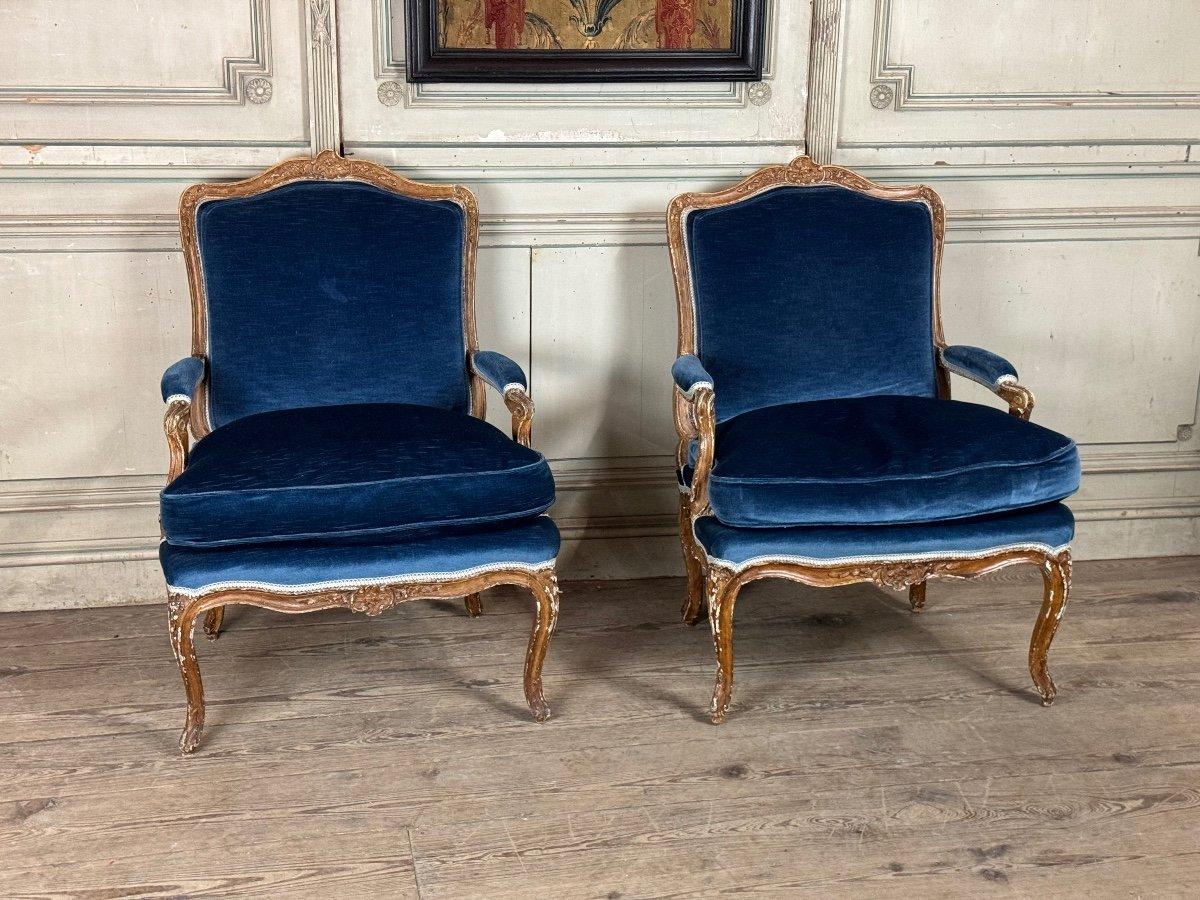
[672, 354, 715, 398]
[472, 350, 528, 393]
[161, 356, 206, 403]
[941, 345, 1018, 390]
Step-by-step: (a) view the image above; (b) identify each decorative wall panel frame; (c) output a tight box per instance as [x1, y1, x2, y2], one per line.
[868, 0, 1200, 111]
[0, 0, 273, 106]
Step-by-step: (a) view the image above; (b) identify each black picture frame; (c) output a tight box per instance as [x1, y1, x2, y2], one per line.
[404, 0, 766, 83]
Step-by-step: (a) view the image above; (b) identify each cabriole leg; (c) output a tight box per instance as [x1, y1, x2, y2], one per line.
[707, 566, 741, 724]
[167, 594, 207, 754]
[1030, 550, 1072, 706]
[523, 569, 560, 722]
[679, 495, 706, 625]
[203, 606, 225, 640]
[908, 580, 927, 613]
[464, 593, 483, 617]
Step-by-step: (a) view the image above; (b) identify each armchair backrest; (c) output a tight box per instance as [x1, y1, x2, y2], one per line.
[180, 152, 480, 434]
[668, 157, 948, 422]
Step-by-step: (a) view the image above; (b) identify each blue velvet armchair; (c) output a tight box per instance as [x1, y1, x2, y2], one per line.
[159, 152, 559, 753]
[667, 157, 1081, 723]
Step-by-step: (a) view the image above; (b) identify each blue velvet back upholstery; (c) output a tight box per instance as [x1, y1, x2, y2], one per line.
[686, 185, 938, 422]
[196, 180, 468, 428]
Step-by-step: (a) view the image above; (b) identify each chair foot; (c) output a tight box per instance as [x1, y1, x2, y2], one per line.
[464, 592, 483, 617]
[168, 595, 207, 754]
[706, 566, 740, 724]
[908, 581, 926, 614]
[523, 569, 559, 723]
[203, 606, 225, 640]
[180, 711, 205, 754]
[1030, 550, 1071, 706]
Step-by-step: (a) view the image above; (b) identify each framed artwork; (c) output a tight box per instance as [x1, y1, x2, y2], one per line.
[405, 0, 766, 82]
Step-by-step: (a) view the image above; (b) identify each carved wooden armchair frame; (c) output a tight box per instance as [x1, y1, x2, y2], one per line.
[162, 151, 556, 753]
[667, 156, 1071, 723]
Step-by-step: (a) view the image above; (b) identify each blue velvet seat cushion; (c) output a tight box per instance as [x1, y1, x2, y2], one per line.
[160, 403, 555, 548]
[687, 395, 1079, 527]
[161, 516, 560, 594]
[694, 503, 1074, 568]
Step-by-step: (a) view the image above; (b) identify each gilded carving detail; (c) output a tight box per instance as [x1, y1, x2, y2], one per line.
[504, 388, 536, 446]
[163, 399, 191, 485]
[997, 382, 1036, 420]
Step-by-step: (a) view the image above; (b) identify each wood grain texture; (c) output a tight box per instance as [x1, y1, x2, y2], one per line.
[0, 558, 1198, 896]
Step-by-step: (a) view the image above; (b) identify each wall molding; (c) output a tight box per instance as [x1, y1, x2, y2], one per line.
[305, 0, 341, 152]
[3, 206, 1196, 253]
[869, 0, 1200, 111]
[0, 0, 273, 106]
[803, 0, 842, 164]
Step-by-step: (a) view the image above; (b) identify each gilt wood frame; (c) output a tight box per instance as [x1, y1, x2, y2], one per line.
[165, 152, 548, 753]
[666, 156, 1064, 723]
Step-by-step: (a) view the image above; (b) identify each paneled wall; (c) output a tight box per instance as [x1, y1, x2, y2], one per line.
[1, 0, 1197, 610]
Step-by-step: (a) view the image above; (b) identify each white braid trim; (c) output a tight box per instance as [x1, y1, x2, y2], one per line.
[168, 559, 556, 598]
[705, 542, 1070, 574]
[677, 381, 714, 401]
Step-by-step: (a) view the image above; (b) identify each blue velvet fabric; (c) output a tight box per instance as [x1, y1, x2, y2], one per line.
[672, 354, 714, 394]
[691, 395, 1079, 527]
[161, 356, 205, 402]
[472, 350, 527, 392]
[686, 185, 937, 422]
[942, 345, 1017, 388]
[161, 516, 560, 592]
[693, 503, 1074, 566]
[160, 403, 554, 547]
[196, 180, 468, 428]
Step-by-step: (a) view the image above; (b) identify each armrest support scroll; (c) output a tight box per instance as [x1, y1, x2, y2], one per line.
[941, 345, 1035, 420]
[471, 350, 534, 446]
[672, 355, 717, 515]
[161, 356, 205, 484]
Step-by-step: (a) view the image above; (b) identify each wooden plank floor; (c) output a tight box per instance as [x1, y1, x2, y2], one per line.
[1, 557, 1198, 897]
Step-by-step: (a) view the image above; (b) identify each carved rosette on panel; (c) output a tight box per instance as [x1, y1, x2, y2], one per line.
[747, 82, 771, 106]
[377, 80, 405, 107]
[869, 83, 894, 109]
[245, 77, 273, 104]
